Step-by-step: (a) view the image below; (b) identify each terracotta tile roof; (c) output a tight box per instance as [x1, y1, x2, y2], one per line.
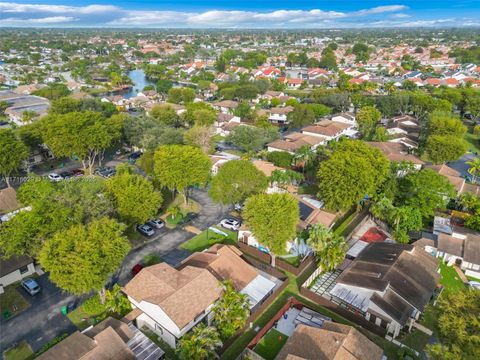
[123, 263, 222, 329]
[276, 322, 383, 360]
[252, 160, 284, 177]
[179, 245, 258, 290]
[302, 121, 351, 137]
[270, 106, 294, 115]
[213, 100, 239, 108]
[367, 142, 424, 164]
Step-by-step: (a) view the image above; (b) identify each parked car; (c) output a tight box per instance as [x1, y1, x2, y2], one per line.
[21, 278, 41, 296]
[234, 203, 244, 211]
[94, 167, 116, 178]
[59, 171, 74, 179]
[71, 168, 84, 177]
[131, 263, 144, 276]
[178, 212, 198, 226]
[147, 219, 165, 229]
[128, 151, 143, 163]
[137, 224, 155, 237]
[220, 218, 241, 231]
[48, 173, 62, 182]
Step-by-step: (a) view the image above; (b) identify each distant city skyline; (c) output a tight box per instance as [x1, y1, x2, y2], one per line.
[0, 1, 479, 28]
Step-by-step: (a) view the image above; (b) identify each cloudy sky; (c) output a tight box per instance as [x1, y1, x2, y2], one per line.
[0, 1, 479, 28]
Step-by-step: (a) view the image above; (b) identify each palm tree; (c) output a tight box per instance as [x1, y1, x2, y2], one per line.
[370, 197, 393, 222]
[177, 323, 222, 360]
[213, 280, 250, 340]
[467, 158, 480, 184]
[318, 236, 348, 272]
[294, 146, 315, 173]
[306, 224, 332, 253]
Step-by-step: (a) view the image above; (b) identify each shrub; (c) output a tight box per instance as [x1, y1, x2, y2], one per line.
[266, 151, 293, 168]
[83, 295, 106, 316]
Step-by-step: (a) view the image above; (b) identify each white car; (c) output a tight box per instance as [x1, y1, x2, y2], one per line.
[469, 281, 480, 290]
[147, 219, 165, 229]
[220, 218, 241, 231]
[48, 173, 62, 182]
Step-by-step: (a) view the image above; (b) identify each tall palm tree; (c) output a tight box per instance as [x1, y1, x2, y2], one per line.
[177, 323, 222, 360]
[294, 146, 315, 173]
[467, 158, 480, 183]
[318, 236, 348, 272]
[306, 224, 332, 253]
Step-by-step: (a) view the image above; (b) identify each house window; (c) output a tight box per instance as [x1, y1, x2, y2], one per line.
[19, 265, 29, 274]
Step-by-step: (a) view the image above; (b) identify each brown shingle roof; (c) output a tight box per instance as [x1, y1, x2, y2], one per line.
[0, 255, 33, 277]
[123, 263, 222, 329]
[179, 245, 258, 290]
[0, 187, 21, 215]
[437, 233, 464, 257]
[367, 142, 424, 164]
[275, 322, 383, 360]
[302, 120, 351, 137]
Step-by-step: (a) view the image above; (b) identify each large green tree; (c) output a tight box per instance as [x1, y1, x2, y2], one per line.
[149, 104, 179, 126]
[356, 106, 381, 138]
[0, 129, 29, 187]
[106, 171, 162, 225]
[306, 224, 347, 271]
[227, 125, 279, 152]
[317, 140, 390, 211]
[177, 323, 222, 360]
[209, 160, 268, 205]
[398, 168, 456, 218]
[212, 280, 250, 340]
[426, 135, 467, 164]
[243, 193, 299, 256]
[426, 289, 480, 360]
[154, 145, 211, 203]
[41, 111, 120, 174]
[39, 217, 130, 296]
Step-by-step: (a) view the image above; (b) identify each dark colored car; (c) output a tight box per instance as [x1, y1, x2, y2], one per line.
[71, 168, 84, 177]
[59, 171, 74, 179]
[128, 151, 143, 163]
[131, 263, 144, 276]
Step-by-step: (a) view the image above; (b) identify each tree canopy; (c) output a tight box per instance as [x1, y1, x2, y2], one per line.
[243, 193, 299, 255]
[209, 160, 268, 205]
[0, 129, 29, 187]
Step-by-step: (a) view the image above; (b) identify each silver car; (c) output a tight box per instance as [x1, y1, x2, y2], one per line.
[147, 219, 165, 229]
[21, 278, 41, 296]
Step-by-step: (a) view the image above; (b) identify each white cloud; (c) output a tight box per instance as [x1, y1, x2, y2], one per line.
[0, 2, 118, 14]
[390, 13, 410, 19]
[1, 16, 75, 25]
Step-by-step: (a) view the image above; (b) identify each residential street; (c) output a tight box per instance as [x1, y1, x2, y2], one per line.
[0, 188, 230, 354]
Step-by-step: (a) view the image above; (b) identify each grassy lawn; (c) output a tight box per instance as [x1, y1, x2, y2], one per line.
[332, 208, 358, 237]
[0, 286, 30, 320]
[142, 254, 163, 266]
[439, 262, 466, 292]
[67, 304, 105, 331]
[3, 341, 33, 360]
[253, 328, 289, 360]
[398, 329, 431, 352]
[180, 227, 237, 252]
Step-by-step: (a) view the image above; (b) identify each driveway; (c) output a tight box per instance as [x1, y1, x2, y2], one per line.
[448, 153, 478, 179]
[0, 274, 77, 353]
[0, 189, 230, 353]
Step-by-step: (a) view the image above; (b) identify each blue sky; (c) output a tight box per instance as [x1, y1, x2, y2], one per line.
[0, 1, 479, 28]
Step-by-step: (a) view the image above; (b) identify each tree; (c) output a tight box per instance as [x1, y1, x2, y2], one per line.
[426, 289, 480, 360]
[388, 206, 422, 243]
[209, 160, 268, 204]
[177, 323, 222, 360]
[287, 105, 316, 128]
[0, 129, 28, 187]
[356, 106, 381, 138]
[0, 100, 8, 116]
[41, 111, 120, 174]
[426, 135, 467, 164]
[270, 169, 303, 189]
[427, 112, 467, 137]
[319, 48, 337, 70]
[317, 140, 390, 211]
[212, 280, 250, 340]
[39, 217, 130, 297]
[184, 126, 214, 154]
[124, 115, 184, 150]
[266, 151, 293, 168]
[49, 97, 81, 114]
[156, 79, 172, 94]
[467, 158, 480, 183]
[149, 104, 179, 126]
[293, 146, 316, 173]
[306, 225, 347, 271]
[168, 87, 195, 104]
[106, 172, 162, 225]
[243, 193, 298, 256]
[154, 145, 211, 203]
[227, 126, 279, 152]
[398, 168, 456, 218]
[183, 102, 217, 127]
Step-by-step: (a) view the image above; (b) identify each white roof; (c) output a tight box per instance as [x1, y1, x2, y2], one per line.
[241, 275, 276, 307]
[346, 240, 369, 258]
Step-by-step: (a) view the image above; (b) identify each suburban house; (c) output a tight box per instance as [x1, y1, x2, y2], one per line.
[37, 317, 164, 360]
[0, 255, 36, 293]
[0, 187, 21, 218]
[426, 164, 480, 195]
[212, 100, 239, 113]
[275, 321, 383, 360]
[387, 115, 421, 149]
[331, 112, 357, 126]
[328, 243, 439, 337]
[268, 106, 294, 125]
[0, 90, 50, 125]
[267, 132, 326, 154]
[415, 220, 480, 279]
[122, 263, 222, 348]
[297, 196, 337, 230]
[179, 244, 278, 310]
[301, 120, 356, 141]
[367, 142, 424, 169]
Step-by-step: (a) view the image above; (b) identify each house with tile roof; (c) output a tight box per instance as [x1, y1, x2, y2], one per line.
[123, 263, 223, 348]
